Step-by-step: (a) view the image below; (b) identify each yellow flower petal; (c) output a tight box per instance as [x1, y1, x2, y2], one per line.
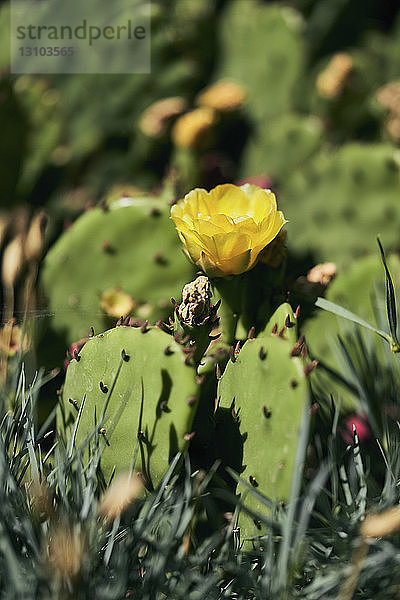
[171, 184, 286, 277]
[179, 232, 202, 263]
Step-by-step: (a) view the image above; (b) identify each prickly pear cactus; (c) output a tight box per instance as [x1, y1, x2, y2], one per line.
[241, 113, 323, 183]
[282, 143, 400, 267]
[215, 1, 305, 124]
[41, 193, 195, 353]
[61, 324, 199, 489]
[216, 304, 309, 538]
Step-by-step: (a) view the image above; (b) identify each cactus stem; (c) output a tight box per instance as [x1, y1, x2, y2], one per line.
[89, 326, 95, 337]
[271, 323, 278, 335]
[68, 398, 79, 411]
[99, 427, 110, 446]
[263, 405, 272, 418]
[99, 381, 108, 394]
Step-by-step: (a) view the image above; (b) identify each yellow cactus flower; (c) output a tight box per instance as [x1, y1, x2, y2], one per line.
[171, 184, 286, 278]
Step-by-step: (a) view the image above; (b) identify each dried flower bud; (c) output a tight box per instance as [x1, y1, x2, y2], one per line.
[139, 96, 187, 138]
[172, 107, 216, 149]
[316, 53, 353, 99]
[177, 276, 212, 326]
[98, 472, 144, 521]
[2, 234, 24, 288]
[196, 80, 246, 112]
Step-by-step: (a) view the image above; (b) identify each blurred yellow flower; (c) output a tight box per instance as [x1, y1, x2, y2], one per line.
[171, 184, 286, 278]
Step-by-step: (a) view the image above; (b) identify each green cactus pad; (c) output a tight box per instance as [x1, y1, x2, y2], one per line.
[241, 113, 323, 183]
[216, 2, 305, 123]
[41, 195, 195, 351]
[60, 325, 199, 488]
[282, 144, 400, 267]
[217, 304, 308, 538]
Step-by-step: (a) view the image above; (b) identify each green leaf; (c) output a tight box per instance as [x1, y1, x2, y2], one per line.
[377, 237, 399, 347]
[315, 297, 391, 344]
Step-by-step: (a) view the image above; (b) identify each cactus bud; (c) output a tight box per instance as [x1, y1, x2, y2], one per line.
[177, 276, 212, 327]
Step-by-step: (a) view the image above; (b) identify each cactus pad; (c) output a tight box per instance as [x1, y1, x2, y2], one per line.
[61, 324, 199, 488]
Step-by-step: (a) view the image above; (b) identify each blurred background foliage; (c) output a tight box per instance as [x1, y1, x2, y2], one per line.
[0, 0, 400, 372]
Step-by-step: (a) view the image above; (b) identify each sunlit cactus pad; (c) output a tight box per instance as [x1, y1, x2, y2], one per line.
[41, 195, 194, 346]
[61, 324, 199, 488]
[217, 304, 308, 534]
